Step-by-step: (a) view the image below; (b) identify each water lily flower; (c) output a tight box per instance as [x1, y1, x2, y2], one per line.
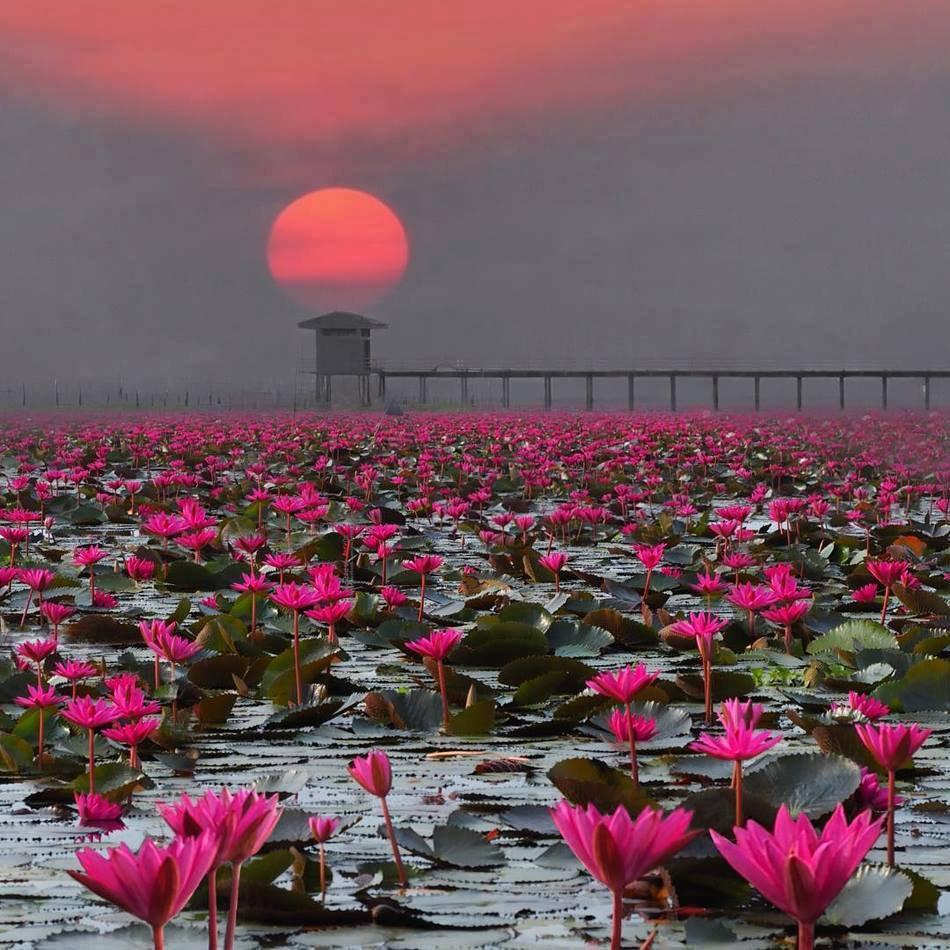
[159, 788, 282, 950]
[401, 553, 444, 621]
[61, 696, 118, 794]
[855, 722, 932, 865]
[669, 612, 728, 723]
[711, 805, 882, 950]
[405, 628, 465, 728]
[69, 832, 217, 950]
[551, 801, 696, 950]
[348, 750, 406, 886]
[308, 815, 341, 898]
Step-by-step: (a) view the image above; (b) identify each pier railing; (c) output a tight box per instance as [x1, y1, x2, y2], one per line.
[369, 368, 948, 411]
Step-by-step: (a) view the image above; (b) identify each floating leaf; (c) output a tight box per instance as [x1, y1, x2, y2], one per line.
[823, 864, 912, 926]
[447, 699, 495, 736]
[808, 620, 898, 658]
[548, 756, 655, 815]
[455, 625, 548, 667]
[261, 638, 340, 705]
[63, 615, 141, 645]
[546, 618, 613, 657]
[368, 688, 443, 731]
[744, 753, 860, 817]
[432, 824, 505, 867]
[583, 608, 657, 646]
[263, 699, 345, 731]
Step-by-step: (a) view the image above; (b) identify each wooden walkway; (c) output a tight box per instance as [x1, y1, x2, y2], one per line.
[368, 368, 948, 411]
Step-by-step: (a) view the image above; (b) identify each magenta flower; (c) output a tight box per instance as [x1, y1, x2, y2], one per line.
[231, 571, 273, 633]
[718, 697, 764, 729]
[159, 788, 282, 950]
[270, 582, 322, 706]
[762, 599, 812, 654]
[405, 627, 464, 728]
[669, 612, 728, 723]
[53, 659, 98, 697]
[308, 815, 341, 898]
[69, 832, 217, 950]
[866, 558, 905, 623]
[103, 717, 161, 770]
[606, 708, 656, 787]
[551, 801, 696, 950]
[538, 551, 569, 592]
[691, 720, 781, 763]
[306, 599, 352, 644]
[62, 696, 117, 795]
[15, 682, 60, 768]
[586, 664, 659, 705]
[711, 805, 882, 950]
[125, 556, 155, 584]
[40, 601, 76, 638]
[690, 568, 729, 602]
[852, 582, 879, 604]
[727, 582, 779, 634]
[830, 691, 890, 722]
[402, 553, 444, 621]
[691, 713, 781, 826]
[73, 545, 108, 596]
[348, 750, 406, 886]
[855, 721, 931, 865]
[74, 791, 124, 829]
[15, 637, 58, 686]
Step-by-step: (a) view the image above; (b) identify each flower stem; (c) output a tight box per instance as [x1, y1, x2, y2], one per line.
[208, 866, 218, 950]
[153, 925, 166, 950]
[437, 660, 450, 729]
[87, 728, 95, 794]
[380, 795, 408, 886]
[703, 657, 713, 725]
[880, 586, 890, 625]
[292, 609, 302, 706]
[418, 575, 426, 622]
[319, 842, 327, 900]
[224, 861, 242, 950]
[733, 760, 744, 827]
[887, 768, 896, 866]
[797, 920, 814, 950]
[625, 703, 638, 789]
[610, 888, 623, 950]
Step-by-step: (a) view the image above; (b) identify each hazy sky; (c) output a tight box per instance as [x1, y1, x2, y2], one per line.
[1, 1, 949, 390]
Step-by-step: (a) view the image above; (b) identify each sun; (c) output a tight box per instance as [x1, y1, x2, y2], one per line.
[266, 188, 409, 311]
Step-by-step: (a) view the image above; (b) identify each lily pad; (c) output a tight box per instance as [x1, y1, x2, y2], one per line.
[744, 753, 860, 817]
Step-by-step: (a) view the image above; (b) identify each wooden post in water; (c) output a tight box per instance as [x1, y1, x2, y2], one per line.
[754, 375, 761, 411]
[627, 373, 635, 411]
[712, 374, 720, 411]
[669, 374, 677, 412]
[881, 375, 888, 410]
[502, 374, 510, 409]
[544, 375, 552, 410]
[796, 376, 803, 411]
[585, 374, 593, 411]
[418, 375, 427, 404]
[924, 374, 931, 410]
[838, 374, 846, 410]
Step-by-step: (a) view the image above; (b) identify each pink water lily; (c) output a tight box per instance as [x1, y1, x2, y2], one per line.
[711, 805, 882, 950]
[551, 801, 696, 950]
[69, 832, 217, 950]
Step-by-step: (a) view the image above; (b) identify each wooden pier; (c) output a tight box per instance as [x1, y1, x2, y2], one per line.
[369, 368, 948, 411]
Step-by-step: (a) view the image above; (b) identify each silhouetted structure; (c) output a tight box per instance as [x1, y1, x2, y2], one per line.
[298, 312, 386, 405]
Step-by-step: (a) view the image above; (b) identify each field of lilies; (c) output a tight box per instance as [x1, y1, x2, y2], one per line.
[0, 410, 948, 949]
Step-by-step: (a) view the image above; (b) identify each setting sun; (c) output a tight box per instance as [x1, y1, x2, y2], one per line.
[266, 188, 409, 312]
